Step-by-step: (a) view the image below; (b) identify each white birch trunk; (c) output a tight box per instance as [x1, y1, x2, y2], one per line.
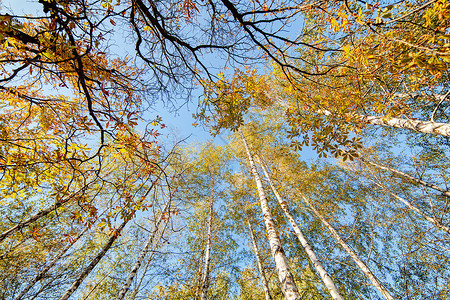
[58, 220, 129, 300]
[277, 94, 450, 136]
[14, 227, 89, 300]
[194, 254, 204, 300]
[316, 106, 450, 137]
[360, 157, 450, 197]
[240, 130, 301, 300]
[361, 115, 450, 137]
[199, 199, 214, 300]
[129, 239, 161, 300]
[247, 218, 273, 300]
[301, 195, 394, 300]
[373, 181, 450, 235]
[115, 201, 170, 300]
[256, 156, 344, 300]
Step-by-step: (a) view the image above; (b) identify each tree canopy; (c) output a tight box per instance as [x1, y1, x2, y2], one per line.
[1, 0, 449, 299]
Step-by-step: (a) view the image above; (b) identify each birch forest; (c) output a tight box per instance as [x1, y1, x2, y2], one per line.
[1, 0, 450, 299]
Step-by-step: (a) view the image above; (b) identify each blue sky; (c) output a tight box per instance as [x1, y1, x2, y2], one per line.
[1, 0, 321, 160]
[1, 0, 219, 141]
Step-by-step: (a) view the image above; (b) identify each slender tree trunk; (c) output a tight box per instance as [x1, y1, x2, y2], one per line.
[360, 157, 450, 197]
[14, 227, 89, 300]
[115, 201, 170, 300]
[279, 96, 450, 137]
[1, 171, 162, 245]
[58, 219, 129, 300]
[256, 156, 344, 300]
[29, 265, 73, 300]
[129, 236, 162, 300]
[246, 217, 273, 300]
[240, 130, 301, 300]
[194, 253, 204, 300]
[199, 198, 214, 300]
[318, 108, 450, 137]
[0, 199, 70, 243]
[372, 181, 450, 234]
[301, 195, 394, 300]
[81, 266, 117, 300]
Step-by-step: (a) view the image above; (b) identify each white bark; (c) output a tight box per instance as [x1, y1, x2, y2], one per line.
[257, 156, 344, 300]
[199, 198, 214, 300]
[360, 115, 450, 137]
[301, 195, 394, 300]
[129, 246, 158, 300]
[360, 157, 450, 197]
[115, 201, 170, 300]
[240, 130, 301, 300]
[373, 181, 450, 235]
[58, 220, 129, 300]
[194, 254, 204, 300]
[317, 108, 450, 137]
[14, 227, 89, 300]
[277, 95, 450, 137]
[247, 218, 272, 300]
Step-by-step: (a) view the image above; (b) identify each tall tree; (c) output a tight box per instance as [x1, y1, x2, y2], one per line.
[240, 130, 301, 300]
[2, 0, 450, 299]
[246, 216, 273, 300]
[256, 155, 344, 300]
[115, 197, 171, 300]
[300, 194, 394, 300]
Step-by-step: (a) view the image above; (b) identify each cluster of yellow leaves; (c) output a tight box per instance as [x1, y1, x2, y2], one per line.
[197, 68, 273, 134]
[268, 0, 450, 157]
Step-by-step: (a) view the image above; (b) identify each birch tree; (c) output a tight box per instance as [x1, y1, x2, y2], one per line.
[359, 157, 450, 198]
[147, 143, 236, 300]
[3, 1, 450, 299]
[233, 120, 410, 298]
[256, 155, 344, 300]
[115, 200, 171, 300]
[13, 227, 90, 300]
[239, 130, 301, 300]
[198, 196, 214, 300]
[300, 195, 394, 300]
[343, 146, 450, 298]
[228, 172, 280, 300]
[246, 217, 273, 300]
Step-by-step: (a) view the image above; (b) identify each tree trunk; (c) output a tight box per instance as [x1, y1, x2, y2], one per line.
[194, 253, 205, 300]
[360, 157, 450, 197]
[256, 156, 344, 300]
[129, 244, 159, 300]
[1, 171, 162, 245]
[240, 130, 301, 300]
[246, 217, 273, 300]
[199, 198, 214, 300]
[14, 227, 89, 300]
[115, 200, 170, 300]
[0, 199, 70, 243]
[58, 220, 129, 300]
[372, 181, 450, 235]
[301, 195, 394, 300]
[29, 266, 72, 300]
[360, 114, 450, 137]
[317, 108, 450, 137]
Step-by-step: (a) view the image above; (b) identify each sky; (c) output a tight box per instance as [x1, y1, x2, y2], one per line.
[1, 0, 320, 160]
[1, 0, 222, 142]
